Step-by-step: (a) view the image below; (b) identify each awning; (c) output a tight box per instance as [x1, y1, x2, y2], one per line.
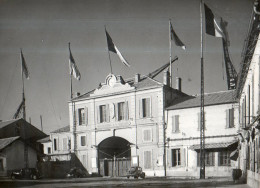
[189, 141, 238, 150]
[230, 149, 239, 161]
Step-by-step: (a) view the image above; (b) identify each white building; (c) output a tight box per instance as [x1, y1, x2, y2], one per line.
[165, 90, 239, 178]
[236, 1, 260, 187]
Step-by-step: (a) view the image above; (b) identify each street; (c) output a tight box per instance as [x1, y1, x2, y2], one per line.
[0, 177, 250, 188]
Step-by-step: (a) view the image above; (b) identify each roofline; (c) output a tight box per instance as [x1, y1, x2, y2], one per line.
[166, 101, 238, 111]
[68, 85, 164, 103]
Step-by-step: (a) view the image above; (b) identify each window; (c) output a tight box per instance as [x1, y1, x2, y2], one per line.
[78, 108, 85, 125]
[172, 149, 181, 166]
[54, 138, 57, 151]
[219, 151, 231, 166]
[143, 129, 152, 142]
[47, 147, 51, 154]
[172, 115, 179, 132]
[198, 112, 206, 130]
[144, 151, 152, 169]
[63, 138, 68, 151]
[140, 98, 151, 118]
[81, 136, 86, 146]
[226, 108, 234, 128]
[197, 152, 215, 166]
[118, 102, 125, 121]
[99, 105, 109, 123]
[0, 159, 4, 171]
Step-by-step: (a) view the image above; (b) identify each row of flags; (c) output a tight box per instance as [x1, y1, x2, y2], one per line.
[21, 3, 227, 82]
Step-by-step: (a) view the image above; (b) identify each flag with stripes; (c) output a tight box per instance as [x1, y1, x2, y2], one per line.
[20, 50, 29, 79]
[204, 4, 225, 38]
[105, 30, 130, 67]
[170, 22, 186, 50]
[69, 43, 81, 80]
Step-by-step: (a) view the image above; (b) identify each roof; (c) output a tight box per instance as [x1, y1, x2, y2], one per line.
[0, 119, 19, 129]
[189, 141, 238, 150]
[0, 136, 20, 150]
[73, 75, 166, 101]
[51, 125, 70, 133]
[167, 90, 237, 110]
[37, 136, 51, 143]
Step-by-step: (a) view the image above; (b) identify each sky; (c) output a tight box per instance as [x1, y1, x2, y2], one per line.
[0, 0, 253, 133]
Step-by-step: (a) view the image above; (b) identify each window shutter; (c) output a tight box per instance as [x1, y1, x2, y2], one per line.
[167, 149, 172, 167]
[172, 116, 175, 132]
[230, 109, 234, 128]
[181, 148, 186, 167]
[226, 109, 229, 128]
[147, 98, 151, 117]
[175, 115, 179, 132]
[97, 106, 100, 123]
[125, 101, 129, 120]
[139, 99, 143, 118]
[85, 107, 88, 125]
[75, 109, 78, 125]
[106, 104, 110, 122]
[115, 103, 118, 121]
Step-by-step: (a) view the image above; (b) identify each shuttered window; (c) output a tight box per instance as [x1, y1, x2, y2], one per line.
[78, 108, 85, 125]
[143, 129, 152, 142]
[219, 151, 231, 166]
[226, 108, 234, 128]
[81, 136, 86, 146]
[197, 152, 215, 166]
[63, 138, 68, 151]
[171, 148, 186, 167]
[100, 105, 106, 123]
[140, 98, 151, 118]
[118, 102, 125, 121]
[172, 115, 179, 132]
[144, 151, 152, 169]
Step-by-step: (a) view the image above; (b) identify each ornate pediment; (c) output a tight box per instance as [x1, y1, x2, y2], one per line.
[91, 74, 134, 96]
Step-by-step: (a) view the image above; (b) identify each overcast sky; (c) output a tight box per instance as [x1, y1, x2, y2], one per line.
[0, 0, 253, 133]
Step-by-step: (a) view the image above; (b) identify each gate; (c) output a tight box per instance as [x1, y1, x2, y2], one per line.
[100, 158, 131, 177]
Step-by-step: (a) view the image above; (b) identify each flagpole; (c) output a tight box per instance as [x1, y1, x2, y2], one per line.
[200, 0, 205, 179]
[69, 43, 73, 99]
[105, 26, 113, 74]
[169, 19, 172, 87]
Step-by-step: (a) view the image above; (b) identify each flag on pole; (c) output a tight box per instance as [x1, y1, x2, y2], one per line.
[105, 30, 130, 67]
[204, 4, 225, 38]
[170, 22, 186, 50]
[20, 50, 30, 79]
[69, 43, 81, 80]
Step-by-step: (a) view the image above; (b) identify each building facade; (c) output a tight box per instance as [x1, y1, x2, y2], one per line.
[165, 91, 239, 178]
[236, 2, 260, 187]
[67, 73, 187, 176]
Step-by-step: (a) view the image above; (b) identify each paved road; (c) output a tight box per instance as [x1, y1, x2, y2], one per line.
[0, 177, 251, 188]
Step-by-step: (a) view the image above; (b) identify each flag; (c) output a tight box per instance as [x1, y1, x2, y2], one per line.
[204, 4, 225, 38]
[170, 22, 186, 50]
[105, 30, 130, 67]
[20, 50, 29, 79]
[69, 44, 81, 80]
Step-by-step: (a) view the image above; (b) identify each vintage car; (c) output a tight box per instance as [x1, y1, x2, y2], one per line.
[66, 167, 88, 178]
[126, 166, 145, 179]
[11, 168, 41, 180]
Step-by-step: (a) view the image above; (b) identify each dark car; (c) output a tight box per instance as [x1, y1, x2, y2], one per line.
[11, 168, 40, 180]
[66, 167, 88, 178]
[126, 166, 145, 179]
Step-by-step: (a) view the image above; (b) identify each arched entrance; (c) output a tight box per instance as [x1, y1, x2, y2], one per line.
[98, 136, 131, 177]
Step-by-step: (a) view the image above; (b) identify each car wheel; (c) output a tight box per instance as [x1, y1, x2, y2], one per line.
[127, 176, 130, 179]
[134, 176, 138, 179]
[32, 175, 37, 180]
[141, 174, 145, 179]
[11, 175, 15, 180]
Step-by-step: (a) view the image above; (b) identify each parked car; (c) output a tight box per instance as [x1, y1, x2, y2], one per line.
[126, 166, 145, 179]
[11, 168, 41, 180]
[66, 167, 88, 178]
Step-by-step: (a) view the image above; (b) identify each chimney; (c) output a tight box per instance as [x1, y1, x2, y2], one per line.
[163, 70, 170, 86]
[176, 77, 182, 91]
[135, 73, 140, 83]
